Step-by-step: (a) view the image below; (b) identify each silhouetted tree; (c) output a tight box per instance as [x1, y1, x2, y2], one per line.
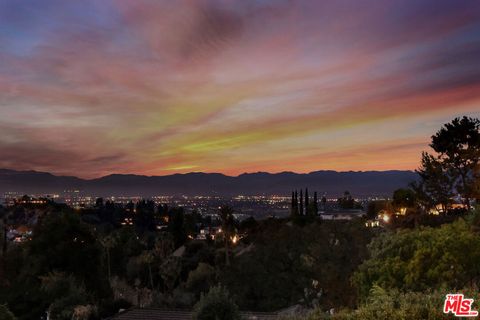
[184, 212, 198, 238]
[291, 191, 296, 217]
[428, 116, 480, 209]
[392, 188, 416, 209]
[95, 197, 104, 208]
[100, 234, 117, 281]
[101, 200, 116, 225]
[219, 206, 235, 266]
[294, 190, 299, 216]
[392, 188, 422, 227]
[168, 208, 187, 248]
[305, 188, 309, 213]
[134, 200, 156, 233]
[338, 191, 355, 209]
[413, 152, 455, 214]
[321, 194, 327, 212]
[300, 190, 304, 216]
[474, 165, 480, 202]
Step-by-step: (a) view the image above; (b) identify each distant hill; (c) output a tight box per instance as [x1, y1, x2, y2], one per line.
[0, 169, 418, 197]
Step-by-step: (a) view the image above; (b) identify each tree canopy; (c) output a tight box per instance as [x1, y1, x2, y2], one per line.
[354, 218, 480, 298]
[415, 116, 480, 211]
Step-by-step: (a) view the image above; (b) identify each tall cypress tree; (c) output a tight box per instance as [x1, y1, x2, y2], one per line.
[295, 190, 299, 216]
[305, 188, 309, 214]
[291, 191, 296, 217]
[300, 189, 304, 215]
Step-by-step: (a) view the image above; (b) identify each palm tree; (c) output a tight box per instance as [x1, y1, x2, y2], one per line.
[140, 250, 155, 289]
[100, 234, 117, 281]
[219, 206, 235, 266]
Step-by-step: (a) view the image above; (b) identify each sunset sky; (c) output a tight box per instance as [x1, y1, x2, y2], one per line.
[1, 0, 480, 178]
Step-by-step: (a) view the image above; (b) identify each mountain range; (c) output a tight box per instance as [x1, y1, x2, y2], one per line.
[0, 169, 419, 198]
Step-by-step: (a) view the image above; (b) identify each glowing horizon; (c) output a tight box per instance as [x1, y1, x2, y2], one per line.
[1, 0, 480, 178]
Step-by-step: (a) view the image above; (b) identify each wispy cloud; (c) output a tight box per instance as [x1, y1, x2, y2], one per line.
[1, 0, 479, 177]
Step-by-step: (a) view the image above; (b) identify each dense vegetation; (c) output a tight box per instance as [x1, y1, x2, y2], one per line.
[0, 116, 479, 319]
[283, 116, 480, 319]
[0, 204, 375, 319]
[283, 211, 480, 320]
[354, 218, 480, 297]
[221, 219, 375, 311]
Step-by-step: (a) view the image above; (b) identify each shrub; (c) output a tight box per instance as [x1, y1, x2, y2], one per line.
[353, 219, 480, 298]
[281, 286, 474, 320]
[192, 286, 241, 320]
[0, 305, 16, 320]
[186, 263, 216, 296]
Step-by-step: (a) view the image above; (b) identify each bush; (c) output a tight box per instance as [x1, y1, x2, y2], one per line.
[40, 272, 90, 320]
[192, 286, 241, 320]
[281, 286, 462, 320]
[0, 305, 16, 320]
[186, 263, 216, 296]
[349, 286, 446, 320]
[353, 218, 480, 298]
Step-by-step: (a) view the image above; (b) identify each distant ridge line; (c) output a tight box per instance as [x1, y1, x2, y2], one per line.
[0, 168, 418, 197]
